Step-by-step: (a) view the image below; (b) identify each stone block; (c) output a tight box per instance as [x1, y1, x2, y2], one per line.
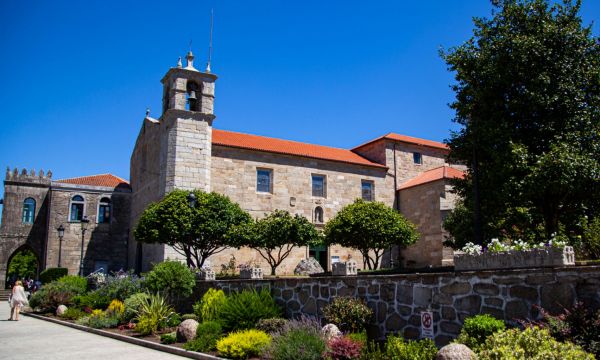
[439, 321, 461, 335]
[484, 297, 504, 308]
[385, 313, 406, 331]
[396, 284, 412, 304]
[473, 283, 499, 296]
[440, 281, 471, 296]
[454, 295, 481, 313]
[541, 283, 575, 314]
[414, 286, 432, 306]
[509, 285, 538, 302]
[441, 306, 456, 321]
[505, 300, 529, 320]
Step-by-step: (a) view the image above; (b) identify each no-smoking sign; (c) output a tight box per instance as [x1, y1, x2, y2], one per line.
[421, 311, 434, 339]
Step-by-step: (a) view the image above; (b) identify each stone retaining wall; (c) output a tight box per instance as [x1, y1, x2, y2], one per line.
[190, 266, 600, 346]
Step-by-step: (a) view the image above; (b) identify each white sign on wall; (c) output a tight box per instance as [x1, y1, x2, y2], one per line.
[421, 311, 434, 339]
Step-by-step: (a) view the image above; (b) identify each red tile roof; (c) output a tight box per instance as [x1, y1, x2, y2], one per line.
[353, 132, 449, 151]
[397, 166, 464, 190]
[55, 174, 130, 189]
[212, 129, 387, 168]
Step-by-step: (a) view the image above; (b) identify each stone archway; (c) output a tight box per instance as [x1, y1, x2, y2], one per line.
[3, 244, 41, 289]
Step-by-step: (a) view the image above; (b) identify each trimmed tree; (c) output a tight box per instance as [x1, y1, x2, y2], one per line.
[235, 210, 321, 275]
[134, 189, 251, 268]
[324, 199, 419, 270]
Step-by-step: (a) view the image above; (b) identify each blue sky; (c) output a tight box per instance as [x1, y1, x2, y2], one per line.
[0, 0, 598, 194]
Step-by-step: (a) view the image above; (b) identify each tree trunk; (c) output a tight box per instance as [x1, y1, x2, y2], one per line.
[270, 265, 277, 276]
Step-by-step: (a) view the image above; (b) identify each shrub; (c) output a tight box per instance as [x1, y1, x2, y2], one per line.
[478, 327, 594, 359]
[134, 293, 175, 335]
[143, 260, 196, 303]
[39, 267, 68, 284]
[72, 291, 111, 310]
[106, 299, 125, 321]
[183, 321, 223, 352]
[57, 275, 88, 293]
[160, 332, 177, 344]
[346, 332, 368, 346]
[193, 288, 227, 322]
[59, 307, 87, 320]
[456, 314, 506, 351]
[216, 329, 271, 360]
[385, 336, 437, 360]
[269, 317, 326, 360]
[359, 341, 387, 360]
[324, 336, 363, 360]
[93, 272, 143, 302]
[219, 288, 281, 331]
[323, 297, 373, 333]
[256, 318, 288, 334]
[166, 312, 182, 327]
[181, 313, 198, 321]
[76, 310, 119, 329]
[29, 280, 86, 311]
[123, 292, 150, 321]
[522, 302, 600, 357]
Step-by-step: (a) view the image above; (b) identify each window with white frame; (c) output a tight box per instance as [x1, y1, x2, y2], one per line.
[256, 169, 273, 193]
[98, 197, 111, 224]
[312, 175, 326, 197]
[70, 195, 85, 222]
[22, 198, 36, 224]
[361, 180, 374, 201]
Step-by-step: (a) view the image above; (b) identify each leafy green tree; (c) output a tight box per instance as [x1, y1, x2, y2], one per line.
[324, 200, 419, 270]
[134, 189, 251, 268]
[7, 249, 37, 280]
[441, 0, 600, 247]
[234, 210, 321, 275]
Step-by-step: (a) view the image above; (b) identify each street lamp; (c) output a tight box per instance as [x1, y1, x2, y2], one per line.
[187, 192, 197, 208]
[56, 224, 65, 268]
[79, 216, 90, 276]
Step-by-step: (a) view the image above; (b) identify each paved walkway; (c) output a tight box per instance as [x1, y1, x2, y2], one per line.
[0, 302, 185, 360]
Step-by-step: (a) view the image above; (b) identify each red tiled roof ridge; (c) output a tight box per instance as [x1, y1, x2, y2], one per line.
[55, 173, 130, 188]
[352, 132, 449, 151]
[212, 128, 387, 169]
[397, 165, 464, 190]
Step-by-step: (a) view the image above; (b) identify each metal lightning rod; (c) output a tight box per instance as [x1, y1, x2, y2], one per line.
[206, 9, 214, 73]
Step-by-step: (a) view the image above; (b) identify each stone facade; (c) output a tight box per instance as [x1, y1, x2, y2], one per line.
[191, 266, 600, 346]
[128, 58, 464, 274]
[0, 169, 131, 283]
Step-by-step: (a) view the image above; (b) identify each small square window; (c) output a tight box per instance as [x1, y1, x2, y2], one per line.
[312, 175, 326, 197]
[413, 152, 422, 165]
[361, 180, 374, 201]
[257, 169, 272, 193]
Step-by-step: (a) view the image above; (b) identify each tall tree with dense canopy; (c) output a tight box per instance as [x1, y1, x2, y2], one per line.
[234, 210, 321, 275]
[134, 189, 251, 268]
[324, 200, 419, 270]
[441, 0, 600, 249]
[7, 249, 38, 280]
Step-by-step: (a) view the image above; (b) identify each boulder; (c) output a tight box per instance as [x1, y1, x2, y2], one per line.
[294, 257, 324, 275]
[56, 305, 68, 316]
[176, 319, 199, 342]
[436, 343, 476, 360]
[321, 323, 342, 341]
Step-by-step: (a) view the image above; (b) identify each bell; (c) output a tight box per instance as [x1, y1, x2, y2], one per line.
[188, 91, 197, 101]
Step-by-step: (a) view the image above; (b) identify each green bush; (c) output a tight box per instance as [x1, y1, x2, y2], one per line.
[256, 318, 288, 334]
[323, 297, 373, 333]
[143, 260, 196, 303]
[134, 293, 175, 335]
[346, 331, 368, 346]
[183, 321, 223, 353]
[160, 332, 177, 344]
[456, 314, 506, 351]
[59, 307, 87, 320]
[219, 288, 281, 331]
[39, 267, 68, 284]
[268, 317, 326, 360]
[93, 272, 142, 302]
[123, 292, 150, 321]
[385, 336, 437, 360]
[216, 329, 271, 360]
[29, 280, 86, 311]
[193, 288, 227, 322]
[57, 275, 88, 293]
[76, 311, 119, 329]
[72, 291, 111, 310]
[478, 327, 593, 359]
[181, 313, 198, 321]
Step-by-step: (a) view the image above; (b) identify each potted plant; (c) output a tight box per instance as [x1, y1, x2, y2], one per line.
[238, 262, 263, 279]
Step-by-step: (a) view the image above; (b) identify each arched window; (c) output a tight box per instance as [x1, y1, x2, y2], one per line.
[314, 206, 324, 224]
[70, 195, 85, 222]
[98, 197, 111, 224]
[186, 81, 200, 111]
[22, 198, 36, 224]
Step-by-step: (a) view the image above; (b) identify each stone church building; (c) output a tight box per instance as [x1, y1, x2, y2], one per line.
[0, 52, 463, 282]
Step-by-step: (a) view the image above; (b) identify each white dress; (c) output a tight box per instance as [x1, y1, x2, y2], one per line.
[10, 285, 28, 308]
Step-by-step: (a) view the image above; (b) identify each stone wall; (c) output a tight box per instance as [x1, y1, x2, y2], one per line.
[191, 266, 600, 346]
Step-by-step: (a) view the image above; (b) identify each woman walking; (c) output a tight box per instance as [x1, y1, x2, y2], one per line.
[9, 280, 29, 321]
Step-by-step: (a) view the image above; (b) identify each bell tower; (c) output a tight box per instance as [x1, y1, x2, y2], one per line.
[159, 51, 217, 194]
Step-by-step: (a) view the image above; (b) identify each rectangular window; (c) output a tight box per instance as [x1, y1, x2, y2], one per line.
[256, 169, 272, 193]
[98, 204, 111, 223]
[312, 175, 326, 197]
[413, 152, 423, 165]
[361, 180, 374, 201]
[70, 203, 84, 222]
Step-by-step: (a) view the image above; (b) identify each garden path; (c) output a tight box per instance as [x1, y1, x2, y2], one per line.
[0, 302, 186, 360]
